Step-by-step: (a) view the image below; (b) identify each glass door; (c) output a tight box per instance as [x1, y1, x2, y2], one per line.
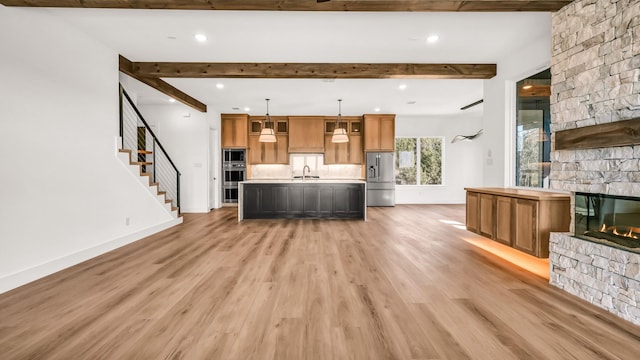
[515, 68, 551, 188]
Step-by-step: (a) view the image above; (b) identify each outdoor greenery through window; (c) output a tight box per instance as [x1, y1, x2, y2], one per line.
[395, 137, 443, 185]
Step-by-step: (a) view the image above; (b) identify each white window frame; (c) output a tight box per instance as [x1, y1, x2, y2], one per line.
[395, 136, 445, 186]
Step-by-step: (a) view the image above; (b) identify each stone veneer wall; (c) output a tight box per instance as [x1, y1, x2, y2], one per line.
[550, 233, 640, 325]
[548, 0, 640, 325]
[549, 0, 640, 196]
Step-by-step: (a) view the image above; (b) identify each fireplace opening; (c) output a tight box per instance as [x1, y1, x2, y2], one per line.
[575, 192, 640, 249]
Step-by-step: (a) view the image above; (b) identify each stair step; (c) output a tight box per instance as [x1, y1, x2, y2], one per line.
[119, 148, 178, 218]
[119, 149, 152, 155]
[118, 149, 133, 163]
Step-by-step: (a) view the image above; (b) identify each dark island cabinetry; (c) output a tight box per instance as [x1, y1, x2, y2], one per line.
[241, 182, 365, 220]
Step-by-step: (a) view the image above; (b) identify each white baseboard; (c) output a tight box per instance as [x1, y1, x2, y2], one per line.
[0, 217, 183, 294]
[180, 207, 211, 213]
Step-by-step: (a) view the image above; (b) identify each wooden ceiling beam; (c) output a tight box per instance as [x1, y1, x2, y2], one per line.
[0, 0, 574, 12]
[119, 55, 207, 112]
[131, 62, 497, 80]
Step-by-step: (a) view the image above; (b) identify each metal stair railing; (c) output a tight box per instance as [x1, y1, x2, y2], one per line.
[119, 85, 181, 213]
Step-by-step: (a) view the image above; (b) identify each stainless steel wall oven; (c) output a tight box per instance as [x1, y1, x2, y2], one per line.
[224, 149, 245, 163]
[222, 149, 246, 203]
[223, 165, 246, 186]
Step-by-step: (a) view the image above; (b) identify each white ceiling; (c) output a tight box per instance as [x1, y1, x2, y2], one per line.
[44, 8, 551, 116]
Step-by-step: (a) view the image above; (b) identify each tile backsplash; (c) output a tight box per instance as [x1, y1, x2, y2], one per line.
[251, 154, 363, 179]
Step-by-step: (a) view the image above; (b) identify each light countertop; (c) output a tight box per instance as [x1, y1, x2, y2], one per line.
[464, 187, 570, 201]
[241, 179, 366, 184]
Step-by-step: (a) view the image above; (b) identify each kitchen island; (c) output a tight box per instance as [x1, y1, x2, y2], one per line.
[239, 179, 366, 220]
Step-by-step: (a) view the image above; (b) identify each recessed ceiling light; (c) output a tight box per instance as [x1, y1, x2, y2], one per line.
[407, 101, 416, 105]
[398, 84, 407, 90]
[374, 107, 381, 112]
[232, 107, 240, 111]
[244, 107, 251, 112]
[168, 98, 176, 103]
[426, 35, 439, 43]
[216, 83, 224, 89]
[194, 33, 207, 42]
[167, 36, 177, 40]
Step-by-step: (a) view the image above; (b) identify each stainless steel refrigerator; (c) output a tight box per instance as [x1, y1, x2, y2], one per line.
[366, 152, 396, 206]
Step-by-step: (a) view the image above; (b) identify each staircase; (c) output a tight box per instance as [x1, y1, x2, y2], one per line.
[119, 85, 181, 218]
[117, 149, 180, 218]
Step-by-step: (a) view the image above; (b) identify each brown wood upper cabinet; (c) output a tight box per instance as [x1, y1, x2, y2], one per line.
[247, 116, 288, 164]
[324, 135, 363, 164]
[248, 134, 289, 164]
[249, 116, 288, 135]
[324, 117, 363, 164]
[221, 114, 248, 148]
[288, 117, 325, 153]
[364, 114, 395, 151]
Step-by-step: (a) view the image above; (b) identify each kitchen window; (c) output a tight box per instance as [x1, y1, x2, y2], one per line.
[395, 137, 443, 185]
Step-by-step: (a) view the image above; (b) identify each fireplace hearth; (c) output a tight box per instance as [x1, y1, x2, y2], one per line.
[575, 192, 640, 253]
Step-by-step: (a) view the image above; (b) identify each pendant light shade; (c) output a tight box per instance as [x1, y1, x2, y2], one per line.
[258, 128, 276, 142]
[331, 99, 349, 143]
[258, 98, 276, 143]
[332, 128, 349, 143]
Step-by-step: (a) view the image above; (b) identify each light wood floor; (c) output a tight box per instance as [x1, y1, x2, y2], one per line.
[1, 205, 640, 359]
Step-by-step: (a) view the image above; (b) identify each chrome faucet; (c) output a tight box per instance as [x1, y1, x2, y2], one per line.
[302, 165, 311, 181]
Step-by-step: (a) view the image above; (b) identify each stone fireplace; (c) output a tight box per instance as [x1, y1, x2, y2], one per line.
[548, 0, 640, 325]
[575, 192, 640, 251]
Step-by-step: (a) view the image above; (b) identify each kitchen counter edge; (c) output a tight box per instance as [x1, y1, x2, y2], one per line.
[241, 179, 366, 184]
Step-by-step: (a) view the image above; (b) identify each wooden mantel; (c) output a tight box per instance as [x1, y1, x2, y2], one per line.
[555, 117, 640, 150]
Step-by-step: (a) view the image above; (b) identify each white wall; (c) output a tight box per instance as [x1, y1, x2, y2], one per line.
[482, 14, 552, 187]
[0, 6, 178, 293]
[137, 104, 219, 213]
[395, 114, 484, 204]
[209, 115, 222, 210]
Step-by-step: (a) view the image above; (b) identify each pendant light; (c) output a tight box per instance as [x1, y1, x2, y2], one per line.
[258, 98, 276, 143]
[331, 99, 349, 143]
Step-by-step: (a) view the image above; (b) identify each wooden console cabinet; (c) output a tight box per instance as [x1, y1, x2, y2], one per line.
[465, 188, 571, 258]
